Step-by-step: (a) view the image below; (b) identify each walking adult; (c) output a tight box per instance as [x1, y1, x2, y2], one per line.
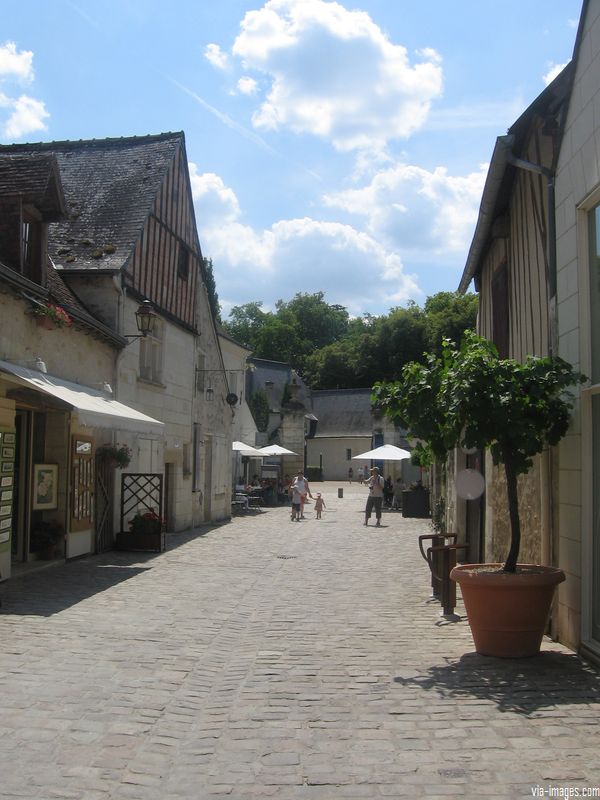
[291, 471, 313, 519]
[364, 466, 384, 527]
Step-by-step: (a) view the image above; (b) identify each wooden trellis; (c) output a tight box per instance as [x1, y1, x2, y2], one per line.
[120, 473, 163, 532]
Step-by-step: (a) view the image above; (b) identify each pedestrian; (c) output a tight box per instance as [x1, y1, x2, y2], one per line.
[348, 466, 353, 483]
[364, 466, 384, 527]
[291, 471, 313, 520]
[357, 465, 364, 484]
[314, 492, 326, 519]
[290, 484, 302, 521]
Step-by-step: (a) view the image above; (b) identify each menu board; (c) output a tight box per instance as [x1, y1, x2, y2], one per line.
[0, 428, 16, 550]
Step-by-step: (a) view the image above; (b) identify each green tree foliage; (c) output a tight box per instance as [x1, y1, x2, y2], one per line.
[372, 333, 584, 572]
[224, 301, 267, 349]
[202, 257, 221, 323]
[222, 290, 478, 389]
[248, 389, 270, 432]
[423, 291, 478, 355]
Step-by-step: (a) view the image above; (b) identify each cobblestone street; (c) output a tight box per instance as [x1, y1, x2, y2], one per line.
[1, 483, 599, 799]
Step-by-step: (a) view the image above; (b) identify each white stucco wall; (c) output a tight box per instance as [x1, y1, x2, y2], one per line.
[554, 0, 600, 653]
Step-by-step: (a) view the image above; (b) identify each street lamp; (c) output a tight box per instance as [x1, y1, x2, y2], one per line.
[124, 300, 158, 340]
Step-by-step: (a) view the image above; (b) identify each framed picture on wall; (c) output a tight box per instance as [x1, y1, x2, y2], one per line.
[33, 464, 58, 510]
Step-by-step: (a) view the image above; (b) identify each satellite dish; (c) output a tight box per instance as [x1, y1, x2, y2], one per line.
[456, 468, 485, 500]
[226, 393, 238, 406]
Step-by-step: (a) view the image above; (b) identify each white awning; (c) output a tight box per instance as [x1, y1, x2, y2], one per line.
[0, 360, 164, 435]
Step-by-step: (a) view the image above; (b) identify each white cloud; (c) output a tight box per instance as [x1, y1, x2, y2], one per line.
[2, 94, 49, 139]
[0, 41, 48, 140]
[204, 43, 229, 70]
[237, 76, 258, 95]
[0, 41, 34, 81]
[189, 164, 240, 224]
[190, 167, 419, 315]
[324, 161, 487, 256]
[543, 61, 569, 86]
[230, 0, 443, 153]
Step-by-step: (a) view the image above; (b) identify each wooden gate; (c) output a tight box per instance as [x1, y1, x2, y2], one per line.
[95, 457, 114, 553]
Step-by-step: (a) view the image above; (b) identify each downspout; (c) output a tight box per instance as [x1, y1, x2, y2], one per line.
[506, 152, 556, 568]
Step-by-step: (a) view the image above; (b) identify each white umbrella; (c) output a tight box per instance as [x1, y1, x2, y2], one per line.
[353, 444, 411, 461]
[258, 444, 298, 456]
[232, 441, 265, 457]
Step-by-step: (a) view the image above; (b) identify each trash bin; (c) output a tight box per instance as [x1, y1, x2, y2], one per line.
[338, 487, 343, 498]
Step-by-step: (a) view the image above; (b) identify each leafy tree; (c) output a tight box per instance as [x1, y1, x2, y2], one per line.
[202, 257, 221, 323]
[276, 292, 349, 350]
[253, 317, 304, 364]
[221, 290, 477, 390]
[424, 291, 478, 355]
[223, 302, 268, 349]
[248, 389, 270, 432]
[373, 333, 584, 572]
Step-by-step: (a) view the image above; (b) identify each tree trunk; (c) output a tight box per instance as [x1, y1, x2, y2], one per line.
[503, 450, 521, 573]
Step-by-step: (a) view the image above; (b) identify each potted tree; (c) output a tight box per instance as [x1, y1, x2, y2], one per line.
[373, 332, 584, 657]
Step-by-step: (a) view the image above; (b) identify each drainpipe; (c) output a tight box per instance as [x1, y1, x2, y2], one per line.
[506, 152, 557, 567]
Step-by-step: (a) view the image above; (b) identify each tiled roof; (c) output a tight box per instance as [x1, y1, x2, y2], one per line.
[0, 133, 183, 271]
[0, 154, 66, 220]
[309, 389, 374, 438]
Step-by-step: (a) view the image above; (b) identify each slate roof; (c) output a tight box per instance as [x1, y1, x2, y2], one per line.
[0, 133, 183, 272]
[0, 154, 66, 220]
[309, 389, 374, 438]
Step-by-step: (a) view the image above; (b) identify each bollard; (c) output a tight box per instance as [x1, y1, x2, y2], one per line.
[418, 534, 446, 598]
[427, 542, 469, 617]
[338, 487, 343, 498]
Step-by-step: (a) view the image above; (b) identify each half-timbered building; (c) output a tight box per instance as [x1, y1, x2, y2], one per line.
[456, 65, 573, 581]
[0, 132, 231, 581]
[457, 0, 600, 661]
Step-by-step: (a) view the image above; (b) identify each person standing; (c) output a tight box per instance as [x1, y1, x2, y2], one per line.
[357, 465, 364, 484]
[314, 493, 326, 519]
[291, 471, 313, 519]
[364, 466, 384, 527]
[348, 467, 353, 483]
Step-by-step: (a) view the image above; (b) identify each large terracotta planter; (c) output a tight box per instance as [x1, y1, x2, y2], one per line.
[450, 563, 566, 658]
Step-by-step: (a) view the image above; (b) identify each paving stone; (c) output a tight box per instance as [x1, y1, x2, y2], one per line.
[1, 482, 599, 798]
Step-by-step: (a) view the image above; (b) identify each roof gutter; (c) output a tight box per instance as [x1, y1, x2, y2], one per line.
[458, 135, 514, 294]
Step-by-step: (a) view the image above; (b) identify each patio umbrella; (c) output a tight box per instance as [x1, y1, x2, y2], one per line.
[232, 441, 265, 457]
[352, 444, 411, 461]
[258, 445, 298, 456]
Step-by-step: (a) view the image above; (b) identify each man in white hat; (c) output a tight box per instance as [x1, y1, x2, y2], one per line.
[364, 466, 384, 526]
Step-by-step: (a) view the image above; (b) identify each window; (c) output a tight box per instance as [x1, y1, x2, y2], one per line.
[346, 448, 352, 461]
[177, 244, 190, 280]
[192, 423, 202, 492]
[491, 262, 509, 358]
[139, 320, 164, 383]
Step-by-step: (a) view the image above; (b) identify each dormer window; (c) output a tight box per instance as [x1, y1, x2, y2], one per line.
[20, 208, 44, 284]
[0, 154, 65, 287]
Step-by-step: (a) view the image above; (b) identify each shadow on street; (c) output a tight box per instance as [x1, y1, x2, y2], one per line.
[393, 650, 600, 714]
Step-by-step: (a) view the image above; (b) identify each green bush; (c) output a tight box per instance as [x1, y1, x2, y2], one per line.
[305, 466, 322, 482]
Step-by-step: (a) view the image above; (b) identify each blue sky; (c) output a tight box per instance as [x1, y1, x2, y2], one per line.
[1, 0, 583, 318]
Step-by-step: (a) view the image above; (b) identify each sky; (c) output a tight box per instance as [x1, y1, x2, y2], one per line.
[0, 0, 583, 319]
